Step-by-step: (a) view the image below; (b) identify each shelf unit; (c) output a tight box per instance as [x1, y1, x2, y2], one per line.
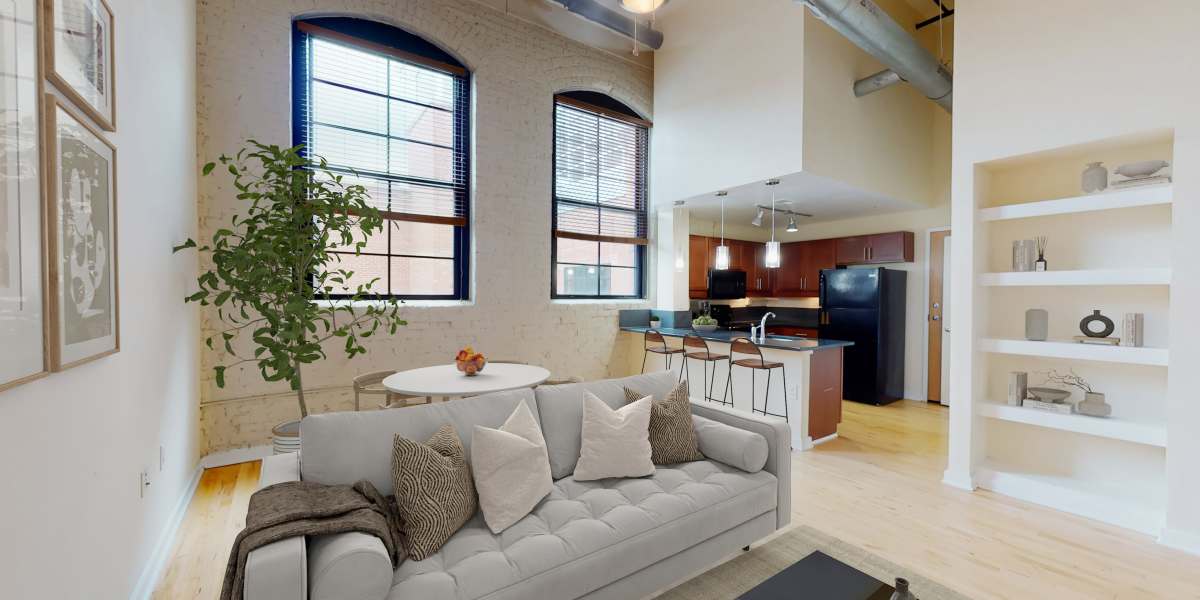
[974, 461, 1165, 535]
[962, 133, 1174, 537]
[977, 402, 1166, 447]
[980, 338, 1169, 366]
[978, 268, 1171, 287]
[978, 183, 1172, 222]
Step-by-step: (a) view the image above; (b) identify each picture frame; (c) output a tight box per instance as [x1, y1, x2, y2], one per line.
[43, 92, 118, 370]
[43, 0, 114, 131]
[0, 0, 50, 392]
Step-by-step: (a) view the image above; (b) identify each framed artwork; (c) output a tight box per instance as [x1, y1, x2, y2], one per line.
[43, 0, 113, 131]
[0, 0, 49, 391]
[44, 93, 117, 370]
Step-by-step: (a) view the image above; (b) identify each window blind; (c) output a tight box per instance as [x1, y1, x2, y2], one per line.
[296, 21, 469, 227]
[553, 96, 649, 246]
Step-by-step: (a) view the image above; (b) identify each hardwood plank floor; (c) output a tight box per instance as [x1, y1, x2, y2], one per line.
[154, 400, 1200, 599]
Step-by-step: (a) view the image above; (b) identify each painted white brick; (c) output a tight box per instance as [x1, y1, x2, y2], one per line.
[197, 0, 653, 454]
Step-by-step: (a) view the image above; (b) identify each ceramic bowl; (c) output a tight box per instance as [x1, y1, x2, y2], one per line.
[692, 324, 718, 333]
[1114, 160, 1168, 178]
[1027, 387, 1071, 403]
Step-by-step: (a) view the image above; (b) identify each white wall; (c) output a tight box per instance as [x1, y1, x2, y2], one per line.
[196, 0, 653, 453]
[948, 0, 1200, 546]
[651, 0, 806, 205]
[0, 0, 199, 597]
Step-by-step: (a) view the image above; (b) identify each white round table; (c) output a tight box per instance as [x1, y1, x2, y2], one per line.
[382, 363, 551, 399]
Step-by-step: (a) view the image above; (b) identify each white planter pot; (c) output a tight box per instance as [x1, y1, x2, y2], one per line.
[272, 420, 301, 455]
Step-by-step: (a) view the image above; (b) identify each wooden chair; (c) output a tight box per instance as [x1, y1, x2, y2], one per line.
[642, 329, 685, 376]
[724, 338, 788, 421]
[353, 370, 430, 410]
[494, 359, 581, 387]
[682, 334, 729, 404]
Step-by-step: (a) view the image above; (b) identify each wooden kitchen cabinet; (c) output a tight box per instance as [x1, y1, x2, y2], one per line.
[772, 243, 807, 296]
[767, 326, 818, 338]
[747, 243, 775, 297]
[808, 347, 844, 441]
[799, 239, 835, 296]
[688, 235, 710, 298]
[835, 231, 913, 265]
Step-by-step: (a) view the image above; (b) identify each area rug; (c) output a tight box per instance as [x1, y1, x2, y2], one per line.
[655, 525, 972, 600]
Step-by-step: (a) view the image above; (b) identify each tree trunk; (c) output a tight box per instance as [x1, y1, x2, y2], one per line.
[295, 359, 309, 418]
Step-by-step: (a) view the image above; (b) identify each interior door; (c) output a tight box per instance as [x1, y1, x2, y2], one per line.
[926, 229, 951, 404]
[939, 234, 952, 406]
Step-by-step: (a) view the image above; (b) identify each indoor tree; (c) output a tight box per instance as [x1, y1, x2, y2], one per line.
[174, 141, 405, 418]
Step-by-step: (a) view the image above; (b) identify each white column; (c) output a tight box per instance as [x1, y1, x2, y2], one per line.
[655, 205, 690, 311]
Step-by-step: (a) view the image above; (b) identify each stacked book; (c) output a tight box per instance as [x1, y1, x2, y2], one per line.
[1073, 336, 1120, 345]
[1024, 399, 1073, 414]
[1112, 174, 1171, 189]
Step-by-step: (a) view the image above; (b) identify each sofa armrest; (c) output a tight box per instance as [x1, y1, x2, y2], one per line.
[308, 532, 392, 600]
[692, 415, 768, 473]
[245, 453, 307, 600]
[689, 402, 792, 529]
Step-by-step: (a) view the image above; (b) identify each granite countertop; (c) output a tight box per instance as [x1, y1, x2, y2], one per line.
[620, 326, 853, 352]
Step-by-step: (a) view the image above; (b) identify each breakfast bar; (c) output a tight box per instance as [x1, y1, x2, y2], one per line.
[620, 326, 853, 450]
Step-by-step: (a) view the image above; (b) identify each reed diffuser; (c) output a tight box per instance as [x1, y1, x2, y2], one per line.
[1034, 236, 1048, 271]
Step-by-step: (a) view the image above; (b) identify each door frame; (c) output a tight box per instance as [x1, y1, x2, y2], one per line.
[921, 226, 951, 403]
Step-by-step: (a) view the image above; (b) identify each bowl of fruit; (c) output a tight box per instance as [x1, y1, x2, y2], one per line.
[692, 315, 719, 333]
[455, 346, 487, 376]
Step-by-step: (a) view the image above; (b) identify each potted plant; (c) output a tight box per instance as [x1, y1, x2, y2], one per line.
[1040, 369, 1111, 417]
[692, 314, 719, 333]
[174, 141, 406, 451]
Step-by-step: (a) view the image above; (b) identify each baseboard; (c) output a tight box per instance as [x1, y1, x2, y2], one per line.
[1159, 527, 1200, 556]
[129, 463, 204, 600]
[941, 468, 976, 491]
[201, 444, 274, 469]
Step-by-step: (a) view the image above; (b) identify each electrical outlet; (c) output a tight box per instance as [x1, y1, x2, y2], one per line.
[140, 470, 151, 499]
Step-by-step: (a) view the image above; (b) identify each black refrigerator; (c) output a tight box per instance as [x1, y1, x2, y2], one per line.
[818, 268, 906, 405]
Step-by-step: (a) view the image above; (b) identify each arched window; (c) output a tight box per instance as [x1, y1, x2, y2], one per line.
[293, 17, 470, 300]
[552, 91, 650, 298]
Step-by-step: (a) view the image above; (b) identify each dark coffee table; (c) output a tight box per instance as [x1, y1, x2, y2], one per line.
[738, 551, 895, 600]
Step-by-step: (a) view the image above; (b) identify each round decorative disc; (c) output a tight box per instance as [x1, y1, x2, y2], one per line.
[1079, 309, 1114, 338]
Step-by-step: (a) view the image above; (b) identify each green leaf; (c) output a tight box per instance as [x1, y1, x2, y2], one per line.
[202, 162, 216, 175]
[214, 365, 227, 387]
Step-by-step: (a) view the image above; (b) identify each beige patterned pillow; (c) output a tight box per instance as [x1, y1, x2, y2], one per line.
[390, 425, 477, 560]
[625, 381, 705, 465]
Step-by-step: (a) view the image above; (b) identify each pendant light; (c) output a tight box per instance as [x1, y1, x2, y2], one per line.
[620, 0, 667, 13]
[713, 191, 730, 270]
[764, 179, 781, 269]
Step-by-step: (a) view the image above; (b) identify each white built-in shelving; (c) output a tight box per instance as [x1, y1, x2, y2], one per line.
[978, 183, 1172, 222]
[977, 402, 1166, 447]
[979, 338, 1168, 366]
[978, 268, 1171, 287]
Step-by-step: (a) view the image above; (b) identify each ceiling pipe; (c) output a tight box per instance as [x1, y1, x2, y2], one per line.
[550, 0, 664, 49]
[854, 68, 902, 97]
[798, 0, 952, 112]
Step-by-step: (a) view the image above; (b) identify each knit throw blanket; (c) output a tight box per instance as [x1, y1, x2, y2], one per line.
[220, 479, 405, 600]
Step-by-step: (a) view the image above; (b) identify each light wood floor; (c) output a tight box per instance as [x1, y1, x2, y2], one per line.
[154, 400, 1200, 599]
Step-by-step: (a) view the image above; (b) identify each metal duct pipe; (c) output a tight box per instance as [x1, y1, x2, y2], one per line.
[552, 0, 664, 49]
[854, 69, 902, 97]
[799, 0, 952, 112]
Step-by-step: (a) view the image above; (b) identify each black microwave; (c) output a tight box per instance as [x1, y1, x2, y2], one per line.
[707, 269, 747, 300]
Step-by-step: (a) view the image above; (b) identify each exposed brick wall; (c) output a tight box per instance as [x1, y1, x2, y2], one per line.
[197, 0, 652, 454]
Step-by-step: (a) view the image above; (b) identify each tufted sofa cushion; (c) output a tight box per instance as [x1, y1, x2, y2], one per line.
[388, 460, 777, 600]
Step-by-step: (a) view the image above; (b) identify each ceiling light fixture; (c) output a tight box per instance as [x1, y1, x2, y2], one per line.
[713, 191, 730, 270]
[751, 208, 764, 227]
[620, 0, 667, 14]
[786, 216, 798, 233]
[764, 180, 781, 269]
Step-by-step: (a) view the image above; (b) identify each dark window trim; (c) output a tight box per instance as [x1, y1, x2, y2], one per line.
[294, 18, 471, 301]
[550, 94, 647, 300]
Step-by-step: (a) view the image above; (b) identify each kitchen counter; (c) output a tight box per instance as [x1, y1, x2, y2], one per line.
[620, 326, 853, 352]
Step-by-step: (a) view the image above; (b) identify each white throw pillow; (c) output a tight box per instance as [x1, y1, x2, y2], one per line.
[471, 401, 554, 534]
[573, 391, 655, 481]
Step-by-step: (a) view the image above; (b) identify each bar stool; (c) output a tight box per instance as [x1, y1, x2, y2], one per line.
[682, 335, 730, 404]
[641, 329, 685, 376]
[724, 338, 789, 421]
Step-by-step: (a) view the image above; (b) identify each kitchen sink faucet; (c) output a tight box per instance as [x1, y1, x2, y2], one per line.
[757, 312, 775, 343]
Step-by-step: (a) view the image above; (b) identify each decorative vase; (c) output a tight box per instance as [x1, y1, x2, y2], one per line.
[890, 578, 916, 600]
[271, 420, 301, 455]
[1078, 392, 1112, 417]
[1079, 309, 1115, 338]
[1035, 255, 1047, 272]
[1025, 309, 1048, 341]
[1082, 162, 1108, 193]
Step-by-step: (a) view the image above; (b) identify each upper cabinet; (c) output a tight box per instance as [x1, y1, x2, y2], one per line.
[835, 232, 914, 266]
[688, 235, 711, 298]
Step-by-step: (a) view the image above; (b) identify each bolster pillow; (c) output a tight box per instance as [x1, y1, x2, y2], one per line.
[691, 415, 769, 473]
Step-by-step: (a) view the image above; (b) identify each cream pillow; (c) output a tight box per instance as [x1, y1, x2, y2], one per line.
[573, 391, 655, 481]
[471, 401, 554, 534]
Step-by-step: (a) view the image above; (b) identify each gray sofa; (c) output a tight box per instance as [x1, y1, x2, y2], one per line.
[244, 371, 791, 600]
